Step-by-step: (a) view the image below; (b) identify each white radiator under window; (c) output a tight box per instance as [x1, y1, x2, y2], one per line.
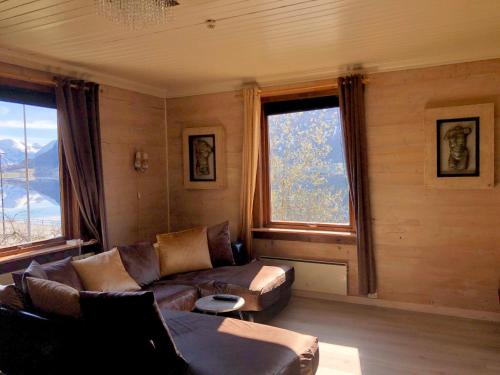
[261, 256, 348, 296]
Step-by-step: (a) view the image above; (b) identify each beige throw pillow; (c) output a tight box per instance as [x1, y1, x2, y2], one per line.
[71, 248, 141, 292]
[156, 227, 213, 277]
[26, 277, 80, 318]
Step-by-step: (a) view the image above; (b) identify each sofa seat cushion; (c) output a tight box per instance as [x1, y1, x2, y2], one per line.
[163, 309, 319, 375]
[165, 260, 294, 311]
[144, 281, 198, 312]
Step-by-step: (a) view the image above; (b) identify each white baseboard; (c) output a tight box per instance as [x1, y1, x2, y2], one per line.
[293, 290, 500, 322]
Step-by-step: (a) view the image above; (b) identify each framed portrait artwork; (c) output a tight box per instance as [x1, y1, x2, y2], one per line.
[182, 126, 226, 189]
[424, 103, 494, 189]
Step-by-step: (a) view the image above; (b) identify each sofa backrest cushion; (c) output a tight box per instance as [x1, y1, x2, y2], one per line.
[0, 284, 25, 310]
[156, 227, 213, 277]
[207, 221, 235, 267]
[26, 277, 81, 319]
[40, 257, 84, 290]
[117, 242, 160, 286]
[13, 257, 83, 292]
[19, 260, 48, 294]
[80, 290, 187, 373]
[71, 248, 141, 292]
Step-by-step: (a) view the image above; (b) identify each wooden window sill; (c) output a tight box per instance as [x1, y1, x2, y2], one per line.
[0, 240, 97, 274]
[252, 228, 356, 245]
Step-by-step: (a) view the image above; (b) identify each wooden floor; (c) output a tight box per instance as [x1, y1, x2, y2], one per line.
[269, 297, 500, 375]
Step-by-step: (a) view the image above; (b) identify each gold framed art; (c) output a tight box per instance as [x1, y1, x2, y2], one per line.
[424, 103, 494, 189]
[182, 126, 226, 189]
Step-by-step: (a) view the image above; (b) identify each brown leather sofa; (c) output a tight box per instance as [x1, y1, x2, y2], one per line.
[13, 258, 293, 322]
[3, 253, 318, 374]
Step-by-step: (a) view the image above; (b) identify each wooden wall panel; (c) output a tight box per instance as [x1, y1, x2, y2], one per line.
[365, 59, 500, 312]
[99, 86, 168, 247]
[167, 59, 500, 313]
[166, 91, 244, 238]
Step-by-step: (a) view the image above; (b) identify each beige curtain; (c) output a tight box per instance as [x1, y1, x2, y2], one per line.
[239, 85, 261, 259]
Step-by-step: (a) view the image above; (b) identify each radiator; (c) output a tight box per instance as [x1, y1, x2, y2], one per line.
[261, 256, 348, 296]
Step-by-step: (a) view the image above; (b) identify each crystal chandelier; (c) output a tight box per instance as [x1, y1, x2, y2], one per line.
[95, 0, 179, 29]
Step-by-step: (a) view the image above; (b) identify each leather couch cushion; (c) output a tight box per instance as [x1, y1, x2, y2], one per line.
[144, 281, 198, 312]
[156, 227, 213, 277]
[166, 260, 294, 311]
[0, 284, 25, 310]
[80, 290, 187, 373]
[163, 309, 319, 375]
[13, 258, 84, 292]
[26, 277, 80, 319]
[19, 260, 48, 294]
[39, 257, 84, 290]
[117, 242, 160, 286]
[72, 249, 141, 292]
[207, 221, 235, 267]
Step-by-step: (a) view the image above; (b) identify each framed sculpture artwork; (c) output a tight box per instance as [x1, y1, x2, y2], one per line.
[436, 117, 479, 177]
[182, 126, 226, 189]
[424, 103, 494, 189]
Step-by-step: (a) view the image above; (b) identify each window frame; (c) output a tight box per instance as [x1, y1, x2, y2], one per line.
[260, 92, 355, 234]
[0, 77, 75, 254]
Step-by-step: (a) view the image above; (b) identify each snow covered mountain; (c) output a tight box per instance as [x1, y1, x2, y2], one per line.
[0, 139, 41, 165]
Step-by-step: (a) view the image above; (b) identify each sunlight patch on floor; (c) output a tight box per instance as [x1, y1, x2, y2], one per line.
[317, 341, 362, 375]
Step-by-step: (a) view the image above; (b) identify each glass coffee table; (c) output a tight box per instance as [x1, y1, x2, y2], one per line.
[195, 294, 245, 320]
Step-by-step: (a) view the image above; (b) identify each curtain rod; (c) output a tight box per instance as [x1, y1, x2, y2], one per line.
[0, 72, 55, 86]
[0, 72, 94, 89]
[257, 77, 370, 98]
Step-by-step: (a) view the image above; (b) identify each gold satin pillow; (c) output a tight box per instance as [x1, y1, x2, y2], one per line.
[71, 248, 141, 292]
[156, 227, 213, 277]
[26, 277, 80, 318]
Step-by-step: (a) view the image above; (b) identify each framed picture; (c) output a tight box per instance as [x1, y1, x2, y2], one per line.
[436, 117, 479, 177]
[425, 103, 494, 189]
[182, 126, 225, 189]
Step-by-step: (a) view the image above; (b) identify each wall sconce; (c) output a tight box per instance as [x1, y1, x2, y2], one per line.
[134, 151, 149, 172]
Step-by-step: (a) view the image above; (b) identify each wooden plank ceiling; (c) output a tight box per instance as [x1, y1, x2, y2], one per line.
[0, 0, 500, 97]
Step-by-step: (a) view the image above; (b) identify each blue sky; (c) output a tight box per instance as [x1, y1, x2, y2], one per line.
[0, 100, 57, 147]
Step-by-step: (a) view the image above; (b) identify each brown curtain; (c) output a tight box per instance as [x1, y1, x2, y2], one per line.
[239, 85, 261, 259]
[338, 75, 376, 295]
[55, 78, 108, 251]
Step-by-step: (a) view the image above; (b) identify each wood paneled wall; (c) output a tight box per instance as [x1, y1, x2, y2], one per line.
[366, 59, 500, 312]
[100, 86, 168, 247]
[166, 91, 243, 238]
[167, 59, 500, 313]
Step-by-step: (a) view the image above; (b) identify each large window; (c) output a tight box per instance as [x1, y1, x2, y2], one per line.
[261, 95, 353, 231]
[0, 83, 63, 249]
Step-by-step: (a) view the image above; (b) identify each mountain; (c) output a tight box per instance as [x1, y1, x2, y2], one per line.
[34, 140, 56, 157]
[0, 139, 26, 165]
[1, 139, 58, 179]
[29, 141, 59, 178]
[0, 139, 41, 165]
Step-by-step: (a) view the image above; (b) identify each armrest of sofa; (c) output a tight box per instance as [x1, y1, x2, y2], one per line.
[231, 241, 248, 265]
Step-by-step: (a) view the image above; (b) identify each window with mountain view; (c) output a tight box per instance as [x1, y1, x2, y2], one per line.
[263, 95, 352, 230]
[0, 99, 62, 249]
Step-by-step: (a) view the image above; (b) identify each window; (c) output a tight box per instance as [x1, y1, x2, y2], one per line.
[0, 81, 64, 249]
[261, 94, 353, 231]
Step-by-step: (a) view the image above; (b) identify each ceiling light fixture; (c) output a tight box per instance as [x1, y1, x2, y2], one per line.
[95, 0, 179, 29]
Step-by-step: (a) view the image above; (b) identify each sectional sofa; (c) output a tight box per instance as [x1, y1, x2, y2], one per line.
[0, 224, 319, 374]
